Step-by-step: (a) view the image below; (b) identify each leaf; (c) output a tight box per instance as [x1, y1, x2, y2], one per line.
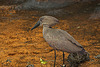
[77, 26, 80, 29]
[40, 58, 47, 64]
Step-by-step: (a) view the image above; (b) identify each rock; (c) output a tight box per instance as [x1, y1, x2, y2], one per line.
[81, 0, 95, 2]
[15, 0, 76, 10]
[10, 0, 26, 4]
[10, 0, 96, 10]
[67, 52, 90, 67]
[46, 9, 66, 16]
[89, 7, 100, 20]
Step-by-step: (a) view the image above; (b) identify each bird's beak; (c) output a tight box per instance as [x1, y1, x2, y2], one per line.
[31, 21, 40, 30]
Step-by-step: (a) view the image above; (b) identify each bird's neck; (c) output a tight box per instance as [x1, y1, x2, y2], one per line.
[43, 25, 52, 36]
[43, 24, 51, 28]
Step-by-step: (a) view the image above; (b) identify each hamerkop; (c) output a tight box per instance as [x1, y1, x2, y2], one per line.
[31, 16, 89, 67]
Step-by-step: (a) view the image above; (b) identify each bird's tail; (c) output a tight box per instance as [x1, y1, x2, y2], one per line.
[78, 48, 90, 61]
[79, 48, 89, 56]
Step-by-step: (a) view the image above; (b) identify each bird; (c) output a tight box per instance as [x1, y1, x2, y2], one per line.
[31, 16, 88, 67]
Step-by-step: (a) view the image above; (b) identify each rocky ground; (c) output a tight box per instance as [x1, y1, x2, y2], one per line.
[0, 1, 100, 67]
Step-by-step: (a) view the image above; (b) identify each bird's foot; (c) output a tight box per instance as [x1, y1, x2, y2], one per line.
[60, 64, 66, 67]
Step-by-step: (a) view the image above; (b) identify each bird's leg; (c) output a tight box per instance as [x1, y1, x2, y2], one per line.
[63, 51, 65, 64]
[60, 52, 66, 67]
[54, 50, 56, 67]
[62, 52, 66, 67]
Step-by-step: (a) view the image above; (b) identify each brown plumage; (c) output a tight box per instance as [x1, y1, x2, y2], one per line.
[31, 16, 88, 67]
[31, 16, 84, 53]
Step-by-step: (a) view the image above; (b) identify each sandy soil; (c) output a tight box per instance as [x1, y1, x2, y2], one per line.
[0, 1, 100, 67]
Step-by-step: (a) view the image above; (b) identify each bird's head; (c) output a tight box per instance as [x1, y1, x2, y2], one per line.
[31, 16, 59, 30]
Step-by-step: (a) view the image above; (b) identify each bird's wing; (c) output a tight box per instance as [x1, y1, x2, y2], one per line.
[57, 29, 83, 48]
[43, 28, 83, 52]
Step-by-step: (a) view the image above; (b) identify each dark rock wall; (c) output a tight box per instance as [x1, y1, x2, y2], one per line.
[15, 0, 76, 10]
[0, 0, 97, 10]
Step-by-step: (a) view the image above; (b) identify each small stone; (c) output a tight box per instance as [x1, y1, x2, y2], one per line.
[6, 59, 11, 62]
[26, 64, 34, 67]
[94, 54, 100, 59]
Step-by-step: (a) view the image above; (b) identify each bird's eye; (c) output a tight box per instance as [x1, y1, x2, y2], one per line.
[40, 19, 42, 21]
[40, 17, 44, 21]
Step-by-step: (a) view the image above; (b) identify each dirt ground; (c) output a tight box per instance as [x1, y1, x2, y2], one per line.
[0, 1, 100, 67]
